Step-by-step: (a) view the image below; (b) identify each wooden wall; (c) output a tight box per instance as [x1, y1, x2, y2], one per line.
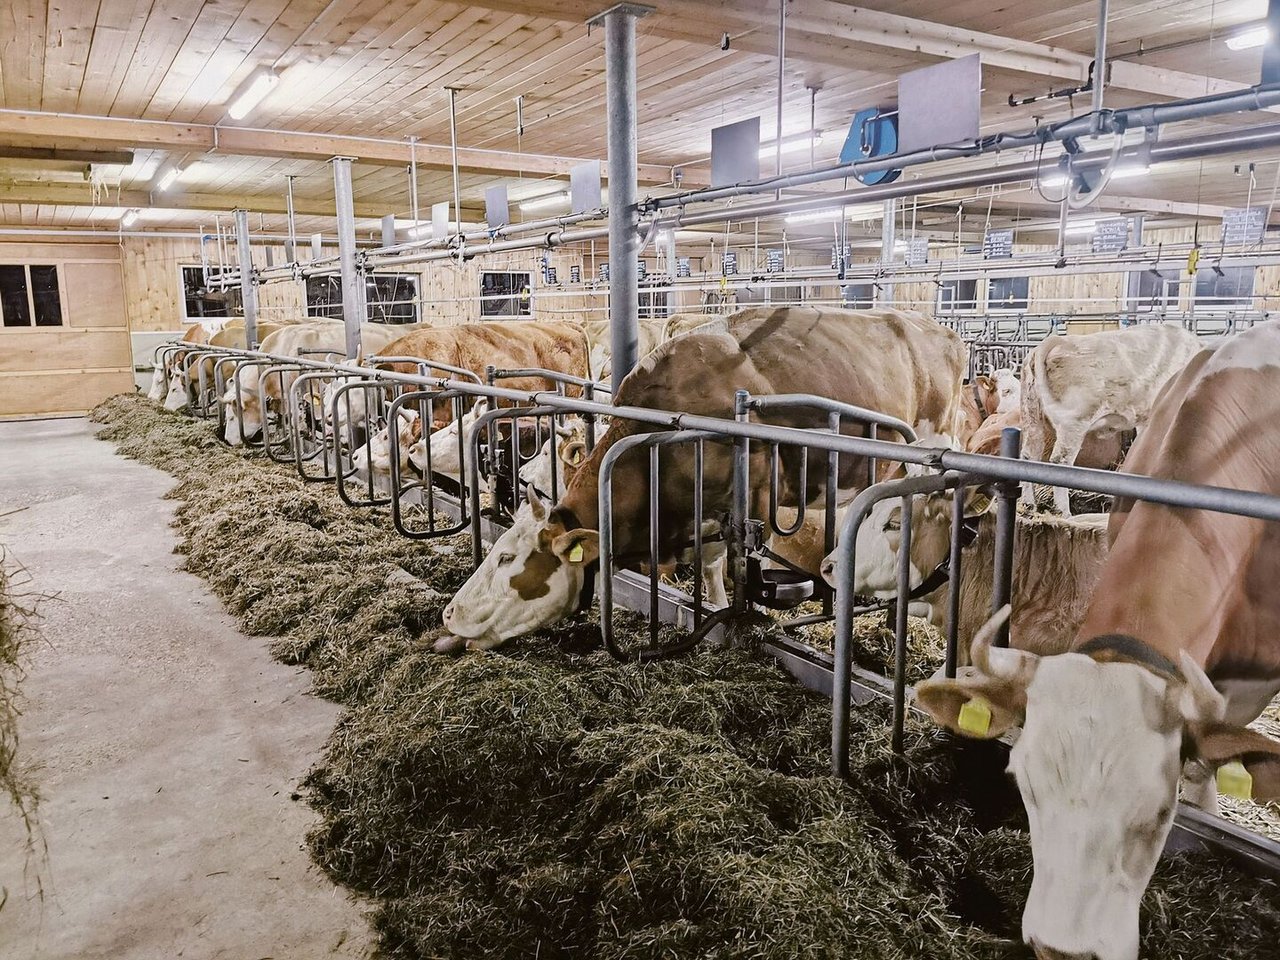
[0, 242, 133, 417]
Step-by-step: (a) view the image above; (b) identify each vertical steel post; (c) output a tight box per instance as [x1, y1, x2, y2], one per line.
[285, 176, 298, 263]
[407, 135, 420, 228]
[732, 389, 751, 612]
[233, 208, 258, 347]
[992, 427, 1021, 647]
[446, 87, 463, 250]
[775, 0, 786, 185]
[331, 156, 364, 359]
[892, 494, 913, 753]
[879, 198, 896, 305]
[945, 484, 966, 678]
[591, 3, 652, 385]
[1091, 0, 1110, 135]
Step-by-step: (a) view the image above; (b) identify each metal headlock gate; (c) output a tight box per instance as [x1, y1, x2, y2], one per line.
[160, 337, 1280, 881]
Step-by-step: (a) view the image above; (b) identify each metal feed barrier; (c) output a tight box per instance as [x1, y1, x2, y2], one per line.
[157, 336, 1280, 881]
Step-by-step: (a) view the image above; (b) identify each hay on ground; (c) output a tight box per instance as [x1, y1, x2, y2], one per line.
[91, 393, 1280, 960]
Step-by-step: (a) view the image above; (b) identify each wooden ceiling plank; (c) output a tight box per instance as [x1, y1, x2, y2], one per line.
[42, 0, 102, 112]
[107, 0, 204, 117]
[144, 0, 247, 119]
[77, 0, 158, 115]
[0, 0, 46, 110]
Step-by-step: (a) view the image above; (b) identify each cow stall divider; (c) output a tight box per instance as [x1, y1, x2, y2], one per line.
[157, 340, 1280, 880]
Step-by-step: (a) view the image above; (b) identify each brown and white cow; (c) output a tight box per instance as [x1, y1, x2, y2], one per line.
[577, 317, 669, 380]
[440, 306, 967, 649]
[917, 322, 1280, 960]
[1020, 324, 1200, 514]
[820, 489, 1108, 665]
[222, 320, 408, 444]
[150, 323, 210, 401]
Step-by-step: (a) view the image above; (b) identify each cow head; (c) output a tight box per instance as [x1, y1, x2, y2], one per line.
[991, 367, 1021, 414]
[147, 361, 169, 402]
[819, 487, 991, 595]
[916, 607, 1280, 960]
[221, 365, 266, 445]
[408, 399, 488, 481]
[353, 408, 419, 484]
[162, 365, 191, 411]
[440, 486, 598, 650]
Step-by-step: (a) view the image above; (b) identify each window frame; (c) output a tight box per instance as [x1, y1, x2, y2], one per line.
[178, 263, 232, 322]
[479, 270, 533, 319]
[1192, 264, 1255, 311]
[936, 277, 980, 314]
[0, 262, 67, 330]
[986, 275, 1030, 313]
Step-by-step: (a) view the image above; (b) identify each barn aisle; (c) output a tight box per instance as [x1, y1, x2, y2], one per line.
[0, 418, 371, 959]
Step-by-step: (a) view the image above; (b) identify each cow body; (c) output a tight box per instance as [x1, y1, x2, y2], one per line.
[1020, 324, 1200, 513]
[442, 306, 966, 649]
[577, 317, 669, 380]
[150, 323, 208, 401]
[829, 493, 1108, 665]
[164, 320, 261, 411]
[917, 322, 1280, 960]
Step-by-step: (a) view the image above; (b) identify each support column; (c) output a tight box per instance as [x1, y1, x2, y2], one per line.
[878, 198, 896, 307]
[591, 3, 653, 386]
[233, 208, 258, 347]
[331, 156, 365, 359]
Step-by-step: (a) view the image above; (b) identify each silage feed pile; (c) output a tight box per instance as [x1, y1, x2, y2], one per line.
[0, 548, 40, 844]
[91, 393, 1280, 960]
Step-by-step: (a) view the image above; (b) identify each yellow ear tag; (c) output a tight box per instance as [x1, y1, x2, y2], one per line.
[570, 450, 582, 464]
[1217, 760, 1253, 801]
[568, 543, 585, 563]
[1187, 247, 1201, 274]
[957, 696, 993, 737]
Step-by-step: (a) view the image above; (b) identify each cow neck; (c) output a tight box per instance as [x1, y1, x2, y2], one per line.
[1076, 633, 1179, 681]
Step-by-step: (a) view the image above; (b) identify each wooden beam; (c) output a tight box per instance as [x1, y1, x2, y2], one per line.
[465, 0, 1265, 106]
[0, 180, 389, 218]
[0, 109, 680, 185]
[0, 146, 134, 164]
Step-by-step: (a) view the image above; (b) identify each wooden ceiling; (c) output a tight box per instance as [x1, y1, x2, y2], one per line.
[0, 0, 1275, 243]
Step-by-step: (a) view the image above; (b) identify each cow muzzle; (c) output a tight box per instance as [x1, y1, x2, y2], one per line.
[1032, 941, 1097, 960]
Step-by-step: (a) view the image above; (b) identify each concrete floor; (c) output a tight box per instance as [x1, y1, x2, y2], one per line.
[0, 418, 372, 959]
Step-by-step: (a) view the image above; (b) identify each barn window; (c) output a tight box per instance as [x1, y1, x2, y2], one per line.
[988, 275, 1030, 311]
[306, 274, 420, 323]
[480, 272, 532, 318]
[937, 278, 978, 312]
[0, 264, 63, 328]
[639, 277, 668, 319]
[1194, 265, 1255, 309]
[1128, 269, 1177, 311]
[841, 283, 875, 308]
[180, 265, 231, 320]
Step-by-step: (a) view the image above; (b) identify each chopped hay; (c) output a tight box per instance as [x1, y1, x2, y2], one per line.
[92, 393, 1280, 959]
[0, 546, 43, 897]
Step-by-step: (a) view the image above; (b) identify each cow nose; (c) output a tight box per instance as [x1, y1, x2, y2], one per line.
[819, 557, 836, 583]
[442, 603, 455, 627]
[1032, 941, 1095, 960]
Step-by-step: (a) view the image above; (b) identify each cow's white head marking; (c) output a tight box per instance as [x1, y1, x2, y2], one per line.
[162, 366, 190, 411]
[440, 487, 598, 651]
[221, 366, 266, 443]
[917, 607, 1280, 960]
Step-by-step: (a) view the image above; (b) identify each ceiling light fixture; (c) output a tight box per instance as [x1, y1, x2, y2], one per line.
[785, 203, 881, 224]
[156, 165, 182, 191]
[227, 67, 280, 121]
[1064, 219, 1098, 235]
[121, 209, 141, 228]
[759, 132, 822, 160]
[1226, 25, 1270, 50]
[518, 191, 570, 213]
[1039, 163, 1150, 188]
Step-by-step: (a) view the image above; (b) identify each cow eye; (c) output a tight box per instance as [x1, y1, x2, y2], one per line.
[497, 552, 515, 565]
[884, 518, 900, 532]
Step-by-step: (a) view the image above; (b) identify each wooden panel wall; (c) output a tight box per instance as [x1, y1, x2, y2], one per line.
[0, 241, 133, 417]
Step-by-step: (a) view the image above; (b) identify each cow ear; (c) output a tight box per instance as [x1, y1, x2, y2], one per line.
[962, 485, 995, 519]
[552, 528, 599, 566]
[976, 375, 993, 390]
[1191, 724, 1280, 802]
[915, 670, 1026, 740]
[560, 439, 587, 467]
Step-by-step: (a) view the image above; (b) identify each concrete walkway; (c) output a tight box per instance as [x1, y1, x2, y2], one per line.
[0, 418, 372, 960]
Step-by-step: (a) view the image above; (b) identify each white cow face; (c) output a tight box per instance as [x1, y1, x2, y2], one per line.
[408, 399, 487, 482]
[162, 367, 190, 411]
[914, 609, 1279, 960]
[991, 367, 1021, 415]
[440, 488, 598, 650]
[820, 498, 915, 596]
[353, 409, 418, 486]
[222, 366, 265, 443]
[322, 377, 372, 441]
[147, 363, 168, 401]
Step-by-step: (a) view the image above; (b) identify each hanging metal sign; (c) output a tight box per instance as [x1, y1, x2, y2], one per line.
[1092, 218, 1130, 253]
[723, 250, 738, 275]
[570, 264, 581, 284]
[1223, 206, 1266, 244]
[677, 257, 692, 278]
[766, 248, 785, 272]
[982, 229, 1014, 259]
[905, 237, 929, 267]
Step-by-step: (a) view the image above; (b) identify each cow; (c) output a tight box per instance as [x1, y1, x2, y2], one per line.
[439, 306, 967, 650]
[221, 321, 407, 445]
[325, 320, 593, 441]
[149, 323, 209, 401]
[576, 317, 669, 380]
[163, 319, 259, 412]
[1020, 324, 1200, 514]
[915, 322, 1280, 960]
[819, 489, 1108, 666]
